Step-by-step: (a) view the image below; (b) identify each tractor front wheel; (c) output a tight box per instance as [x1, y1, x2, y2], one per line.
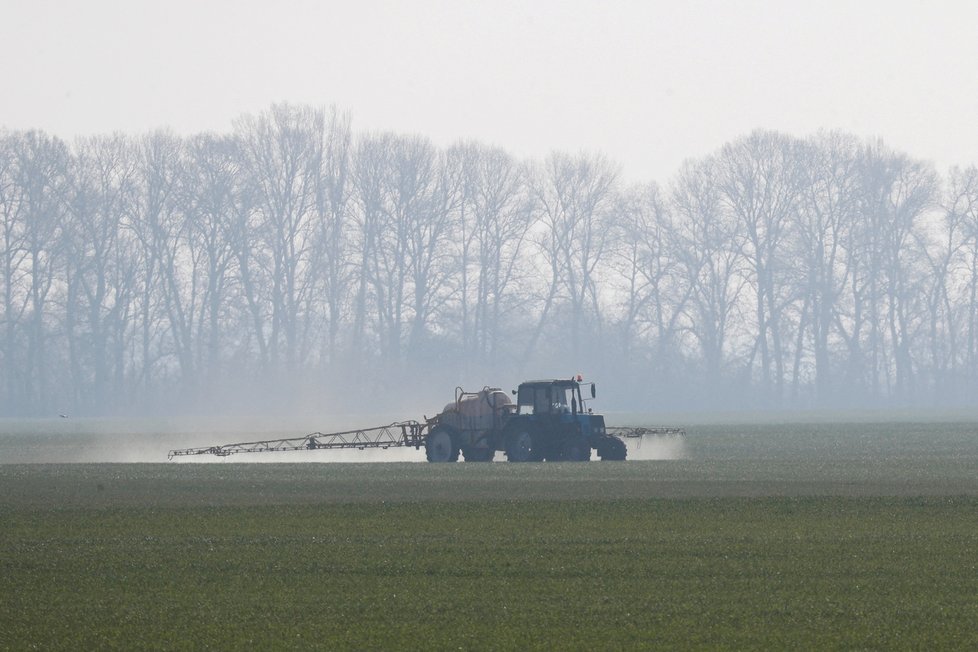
[426, 428, 460, 463]
[597, 436, 627, 461]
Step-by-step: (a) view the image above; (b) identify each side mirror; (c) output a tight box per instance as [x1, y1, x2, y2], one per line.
[590, 383, 596, 399]
[512, 389, 517, 395]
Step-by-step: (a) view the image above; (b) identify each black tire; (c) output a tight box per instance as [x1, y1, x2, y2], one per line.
[505, 428, 536, 463]
[561, 436, 591, 462]
[426, 427, 459, 463]
[462, 446, 494, 462]
[598, 436, 627, 461]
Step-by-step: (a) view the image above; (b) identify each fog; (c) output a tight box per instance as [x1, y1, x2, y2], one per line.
[621, 435, 688, 462]
[3, 3, 978, 424]
[4, 2, 978, 184]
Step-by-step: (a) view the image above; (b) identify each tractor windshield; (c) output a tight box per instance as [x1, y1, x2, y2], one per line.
[552, 388, 570, 413]
[517, 384, 572, 415]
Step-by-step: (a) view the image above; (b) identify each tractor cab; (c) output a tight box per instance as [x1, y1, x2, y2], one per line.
[515, 379, 595, 418]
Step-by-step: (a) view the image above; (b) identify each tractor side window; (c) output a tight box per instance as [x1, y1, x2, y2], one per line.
[517, 386, 550, 414]
[533, 388, 549, 414]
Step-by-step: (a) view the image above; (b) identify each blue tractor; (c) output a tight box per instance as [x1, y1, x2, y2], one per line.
[424, 378, 628, 462]
[502, 378, 627, 462]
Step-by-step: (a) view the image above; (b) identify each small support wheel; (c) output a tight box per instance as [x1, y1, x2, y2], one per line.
[426, 428, 459, 463]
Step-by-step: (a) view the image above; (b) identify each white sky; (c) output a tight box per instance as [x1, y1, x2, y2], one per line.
[2, 0, 976, 183]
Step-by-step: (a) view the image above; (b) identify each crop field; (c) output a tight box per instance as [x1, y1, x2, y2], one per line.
[1, 420, 977, 649]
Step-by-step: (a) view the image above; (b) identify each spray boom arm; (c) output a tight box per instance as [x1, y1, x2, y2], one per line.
[167, 421, 428, 459]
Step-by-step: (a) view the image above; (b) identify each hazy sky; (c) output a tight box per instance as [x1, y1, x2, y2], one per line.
[2, 0, 976, 182]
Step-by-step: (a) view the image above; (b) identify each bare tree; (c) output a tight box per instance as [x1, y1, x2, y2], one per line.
[610, 182, 689, 374]
[0, 131, 28, 412]
[838, 142, 936, 400]
[130, 131, 197, 401]
[452, 142, 533, 373]
[794, 132, 862, 404]
[930, 166, 978, 398]
[671, 158, 747, 397]
[349, 132, 389, 368]
[235, 104, 326, 386]
[918, 187, 965, 401]
[179, 133, 245, 391]
[715, 130, 806, 403]
[525, 151, 619, 364]
[398, 139, 462, 364]
[349, 133, 461, 373]
[309, 110, 354, 367]
[62, 135, 139, 412]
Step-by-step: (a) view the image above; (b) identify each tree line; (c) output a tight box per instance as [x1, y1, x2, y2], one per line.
[2, 104, 978, 416]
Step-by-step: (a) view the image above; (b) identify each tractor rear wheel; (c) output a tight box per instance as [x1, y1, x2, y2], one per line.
[505, 428, 537, 462]
[426, 428, 459, 463]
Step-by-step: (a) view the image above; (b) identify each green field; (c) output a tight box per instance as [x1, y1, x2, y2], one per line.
[1, 421, 977, 649]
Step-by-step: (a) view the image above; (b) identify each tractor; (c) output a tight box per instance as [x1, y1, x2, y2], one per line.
[168, 377, 682, 462]
[424, 378, 628, 462]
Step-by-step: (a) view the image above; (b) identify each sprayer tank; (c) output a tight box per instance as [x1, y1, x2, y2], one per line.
[439, 388, 513, 433]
